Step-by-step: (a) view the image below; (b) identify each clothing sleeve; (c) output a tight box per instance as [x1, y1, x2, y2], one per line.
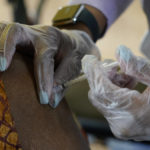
[69, 0, 133, 29]
[141, 0, 150, 24]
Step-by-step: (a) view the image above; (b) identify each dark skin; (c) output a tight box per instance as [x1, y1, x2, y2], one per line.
[0, 53, 90, 150]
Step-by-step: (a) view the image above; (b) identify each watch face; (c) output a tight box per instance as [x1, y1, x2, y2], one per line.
[52, 4, 81, 23]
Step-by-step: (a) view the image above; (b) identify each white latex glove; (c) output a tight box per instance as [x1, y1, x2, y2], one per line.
[82, 45, 150, 141]
[0, 22, 100, 108]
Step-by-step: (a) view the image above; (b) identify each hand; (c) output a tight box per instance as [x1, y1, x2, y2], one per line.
[0, 22, 100, 108]
[82, 45, 150, 141]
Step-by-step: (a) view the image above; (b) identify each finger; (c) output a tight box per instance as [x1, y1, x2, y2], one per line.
[52, 54, 82, 108]
[33, 26, 62, 107]
[82, 55, 140, 109]
[0, 23, 28, 71]
[116, 45, 150, 86]
[82, 55, 102, 90]
[34, 50, 54, 105]
[50, 84, 65, 108]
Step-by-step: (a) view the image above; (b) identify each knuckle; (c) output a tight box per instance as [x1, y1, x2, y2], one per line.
[12, 23, 24, 32]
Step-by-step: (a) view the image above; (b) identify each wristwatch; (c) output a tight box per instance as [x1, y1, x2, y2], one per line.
[52, 4, 104, 42]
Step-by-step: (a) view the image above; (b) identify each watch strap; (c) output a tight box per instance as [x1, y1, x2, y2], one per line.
[77, 7, 100, 42]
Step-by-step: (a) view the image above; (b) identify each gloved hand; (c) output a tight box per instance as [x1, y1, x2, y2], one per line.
[0, 22, 100, 108]
[82, 45, 150, 141]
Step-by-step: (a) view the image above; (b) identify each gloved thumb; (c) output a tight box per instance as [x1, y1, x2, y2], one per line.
[116, 45, 150, 86]
[0, 22, 31, 71]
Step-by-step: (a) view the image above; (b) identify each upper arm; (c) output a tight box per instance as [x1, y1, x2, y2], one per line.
[0, 53, 90, 150]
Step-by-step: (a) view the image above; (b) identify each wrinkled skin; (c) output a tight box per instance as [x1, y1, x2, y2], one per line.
[82, 46, 150, 141]
[0, 22, 100, 108]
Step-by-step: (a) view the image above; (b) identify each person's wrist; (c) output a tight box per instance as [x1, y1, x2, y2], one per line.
[54, 4, 107, 42]
[85, 5, 107, 37]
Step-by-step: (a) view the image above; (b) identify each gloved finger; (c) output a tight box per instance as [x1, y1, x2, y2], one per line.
[52, 54, 82, 108]
[82, 55, 141, 110]
[33, 26, 60, 106]
[82, 55, 102, 90]
[0, 22, 30, 71]
[34, 50, 55, 105]
[116, 45, 150, 86]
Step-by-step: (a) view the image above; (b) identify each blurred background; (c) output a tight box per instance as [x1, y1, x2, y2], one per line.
[0, 0, 150, 150]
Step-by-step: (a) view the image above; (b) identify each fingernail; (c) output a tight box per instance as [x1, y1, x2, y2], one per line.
[117, 45, 132, 63]
[39, 91, 49, 104]
[51, 93, 62, 108]
[0, 56, 7, 71]
[49, 85, 64, 108]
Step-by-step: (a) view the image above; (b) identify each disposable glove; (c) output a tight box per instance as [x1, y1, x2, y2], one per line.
[0, 22, 100, 108]
[82, 45, 150, 141]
